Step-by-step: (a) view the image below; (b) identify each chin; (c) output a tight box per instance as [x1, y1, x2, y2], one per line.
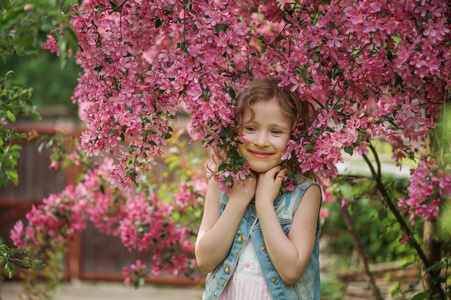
[248, 163, 280, 174]
[250, 168, 270, 174]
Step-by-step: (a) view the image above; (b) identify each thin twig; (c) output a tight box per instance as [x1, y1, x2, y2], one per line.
[183, 0, 187, 45]
[106, 0, 129, 14]
[341, 205, 383, 300]
[441, 90, 447, 165]
[325, 80, 339, 108]
[311, 96, 325, 109]
[361, 154, 432, 271]
[355, 42, 372, 57]
[368, 142, 381, 181]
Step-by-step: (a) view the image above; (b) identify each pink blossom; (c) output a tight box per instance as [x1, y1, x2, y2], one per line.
[31, 0, 450, 261]
[10, 221, 26, 248]
[320, 208, 329, 219]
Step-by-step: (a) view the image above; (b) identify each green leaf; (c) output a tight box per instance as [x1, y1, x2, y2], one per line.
[168, 160, 180, 171]
[426, 262, 443, 272]
[9, 80, 25, 87]
[228, 87, 236, 99]
[155, 18, 163, 28]
[344, 146, 354, 155]
[4, 70, 14, 80]
[172, 211, 180, 221]
[109, 129, 118, 138]
[234, 157, 247, 164]
[30, 111, 41, 120]
[294, 67, 302, 75]
[303, 144, 315, 151]
[218, 163, 227, 172]
[0, 0, 12, 10]
[13, 34, 36, 50]
[411, 291, 431, 300]
[402, 261, 415, 270]
[8, 169, 18, 185]
[215, 23, 229, 34]
[162, 5, 175, 10]
[5, 262, 15, 278]
[424, 10, 431, 23]
[6, 110, 15, 122]
[31, 259, 45, 267]
[9, 247, 26, 254]
[377, 208, 387, 221]
[312, 53, 319, 63]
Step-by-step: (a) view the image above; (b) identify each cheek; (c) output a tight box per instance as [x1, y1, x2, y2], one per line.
[239, 134, 251, 144]
[276, 139, 290, 154]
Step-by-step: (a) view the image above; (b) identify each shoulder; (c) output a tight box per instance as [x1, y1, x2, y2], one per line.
[295, 176, 321, 191]
[290, 177, 321, 211]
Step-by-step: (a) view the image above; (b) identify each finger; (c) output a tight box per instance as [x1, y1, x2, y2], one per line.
[276, 168, 287, 179]
[266, 166, 282, 178]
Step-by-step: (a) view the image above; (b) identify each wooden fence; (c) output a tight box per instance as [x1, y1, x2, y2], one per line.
[0, 122, 203, 286]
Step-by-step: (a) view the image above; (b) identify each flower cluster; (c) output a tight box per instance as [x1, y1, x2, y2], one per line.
[43, 0, 449, 226]
[11, 185, 88, 247]
[123, 260, 148, 287]
[11, 158, 198, 276]
[399, 158, 451, 223]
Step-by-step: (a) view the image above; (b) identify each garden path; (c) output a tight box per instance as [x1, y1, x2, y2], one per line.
[1, 280, 204, 300]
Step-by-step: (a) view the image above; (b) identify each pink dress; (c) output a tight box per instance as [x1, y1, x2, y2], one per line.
[219, 238, 273, 300]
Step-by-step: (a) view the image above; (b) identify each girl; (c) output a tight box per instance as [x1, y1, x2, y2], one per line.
[195, 78, 322, 300]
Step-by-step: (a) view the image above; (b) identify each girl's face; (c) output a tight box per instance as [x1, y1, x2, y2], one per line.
[238, 98, 292, 174]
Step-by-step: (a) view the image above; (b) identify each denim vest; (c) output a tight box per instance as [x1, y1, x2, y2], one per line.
[202, 178, 321, 300]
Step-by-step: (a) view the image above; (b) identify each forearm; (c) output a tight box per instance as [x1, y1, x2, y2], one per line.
[195, 201, 247, 273]
[256, 202, 310, 284]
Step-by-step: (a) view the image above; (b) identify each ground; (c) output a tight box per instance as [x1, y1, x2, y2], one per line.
[1, 280, 204, 300]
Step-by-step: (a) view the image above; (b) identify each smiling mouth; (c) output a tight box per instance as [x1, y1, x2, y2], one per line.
[248, 150, 273, 158]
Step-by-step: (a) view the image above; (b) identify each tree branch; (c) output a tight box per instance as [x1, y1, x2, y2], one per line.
[368, 142, 381, 181]
[341, 205, 383, 300]
[361, 154, 432, 269]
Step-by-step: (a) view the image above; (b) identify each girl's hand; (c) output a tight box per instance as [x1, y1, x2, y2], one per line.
[230, 174, 257, 206]
[255, 166, 286, 205]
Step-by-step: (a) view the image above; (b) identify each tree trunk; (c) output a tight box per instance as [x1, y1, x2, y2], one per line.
[423, 221, 443, 299]
[423, 132, 444, 299]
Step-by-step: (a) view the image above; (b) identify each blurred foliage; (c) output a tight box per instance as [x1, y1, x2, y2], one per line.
[0, 0, 78, 63]
[321, 174, 421, 297]
[0, 69, 37, 188]
[320, 274, 346, 300]
[0, 237, 45, 279]
[142, 127, 206, 243]
[19, 233, 66, 299]
[1, 1, 78, 293]
[1, 0, 79, 188]
[322, 174, 417, 268]
[0, 51, 81, 118]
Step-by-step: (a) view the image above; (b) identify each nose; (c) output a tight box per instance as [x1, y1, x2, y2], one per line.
[253, 131, 270, 147]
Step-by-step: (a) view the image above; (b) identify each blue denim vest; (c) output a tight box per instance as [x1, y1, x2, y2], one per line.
[202, 178, 321, 300]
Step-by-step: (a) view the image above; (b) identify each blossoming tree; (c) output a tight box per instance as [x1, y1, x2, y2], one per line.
[9, 0, 450, 298]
